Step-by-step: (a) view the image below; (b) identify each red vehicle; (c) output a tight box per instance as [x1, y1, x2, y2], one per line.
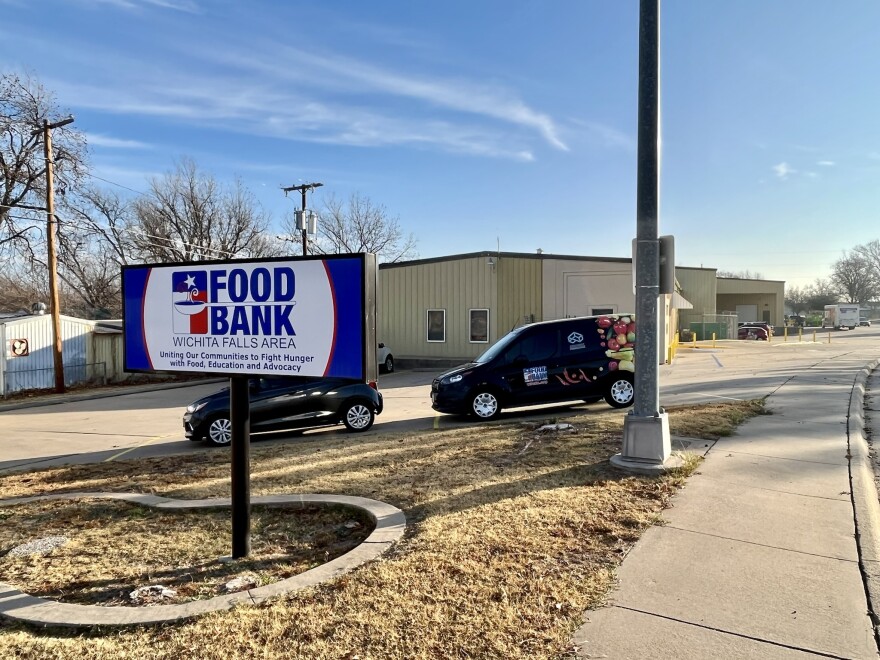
[739, 322, 774, 337]
[738, 326, 768, 341]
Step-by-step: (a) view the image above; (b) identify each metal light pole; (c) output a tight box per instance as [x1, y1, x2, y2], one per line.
[33, 115, 75, 394]
[281, 182, 323, 255]
[611, 0, 678, 474]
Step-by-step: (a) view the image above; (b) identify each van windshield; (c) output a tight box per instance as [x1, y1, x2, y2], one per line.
[474, 327, 527, 364]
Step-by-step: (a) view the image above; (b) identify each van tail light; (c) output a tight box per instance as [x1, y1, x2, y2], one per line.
[368, 380, 378, 391]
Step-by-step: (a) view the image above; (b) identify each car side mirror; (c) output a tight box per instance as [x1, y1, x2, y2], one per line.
[378, 342, 385, 349]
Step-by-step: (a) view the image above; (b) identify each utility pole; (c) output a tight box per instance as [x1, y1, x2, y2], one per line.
[281, 182, 323, 255]
[33, 115, 74, 394]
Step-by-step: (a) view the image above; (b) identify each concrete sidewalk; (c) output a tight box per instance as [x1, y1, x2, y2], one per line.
[574, 355, 880, 659]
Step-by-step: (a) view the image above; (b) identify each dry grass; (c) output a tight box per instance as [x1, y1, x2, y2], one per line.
[0, 399, 763, 659]
[0, 500, 371, 606]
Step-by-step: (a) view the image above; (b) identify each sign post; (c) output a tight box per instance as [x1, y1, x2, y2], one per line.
[230, 376, 251, 557]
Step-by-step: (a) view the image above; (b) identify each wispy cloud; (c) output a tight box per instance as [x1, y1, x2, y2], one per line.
[204, 44, 569, 152]
[84, 0, 199, 12]
[56, 79, 537, 161]
[141, 0, 199, 11]
[773, 162, 794, 179]
[817, 160, 835, 166]
[30, 22, 574, 161]
[568, 119, 635, 151]
[85, 133, 152, 149]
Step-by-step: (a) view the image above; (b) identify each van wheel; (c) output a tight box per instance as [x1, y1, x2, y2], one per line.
[383, 355, 394, 373]
[605, 375, 635, 409]
[470, 390, 501, 420]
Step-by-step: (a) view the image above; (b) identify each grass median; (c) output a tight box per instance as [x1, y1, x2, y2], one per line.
[0, 399, 765, 659]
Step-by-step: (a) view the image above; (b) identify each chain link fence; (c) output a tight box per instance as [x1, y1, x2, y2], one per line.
[680, 313, 738, 341]
[3, 362, 107, 397]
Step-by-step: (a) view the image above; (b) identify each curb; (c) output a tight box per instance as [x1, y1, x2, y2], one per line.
[847, 357, 880, 649]
[0, 492, 405, 627]
[0, 379, 226, 413]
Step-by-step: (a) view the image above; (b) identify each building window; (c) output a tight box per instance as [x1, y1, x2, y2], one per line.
[591, 306, 616, 316]
[427, 309, 446, 342]
[469, 309, 489, 343]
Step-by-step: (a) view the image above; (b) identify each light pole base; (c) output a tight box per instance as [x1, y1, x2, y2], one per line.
[610, 451, 684, 475]
[611, 411, 681, 474]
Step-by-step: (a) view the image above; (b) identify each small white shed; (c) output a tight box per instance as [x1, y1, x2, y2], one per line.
[0, 313, 97, 396]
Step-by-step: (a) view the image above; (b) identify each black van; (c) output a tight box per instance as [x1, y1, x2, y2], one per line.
[431, 314, 636, 420]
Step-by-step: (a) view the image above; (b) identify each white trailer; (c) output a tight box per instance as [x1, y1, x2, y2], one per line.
[823, 304, 860, 330]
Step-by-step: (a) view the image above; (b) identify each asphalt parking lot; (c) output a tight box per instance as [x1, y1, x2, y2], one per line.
[2, 326, 879, 474]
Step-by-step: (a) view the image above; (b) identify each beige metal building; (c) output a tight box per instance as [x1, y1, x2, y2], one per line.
[716, 277, 785, 325]
[379, 251, 684, 368]
[671, 267, 786, 341]
[675, 268, 785, 327]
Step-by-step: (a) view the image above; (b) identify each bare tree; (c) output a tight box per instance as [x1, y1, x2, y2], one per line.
[298, 192, 417, 263]
[0, 263, 46, 314]
[47, 187, 140, 317]
[831, 252, 878, 304]
[132, 158, 281, 262]
[0, 72, 87, 251]
[784, 285, 810, 315]
[806, 277, 840, 311]
[716, 269, 765, 280]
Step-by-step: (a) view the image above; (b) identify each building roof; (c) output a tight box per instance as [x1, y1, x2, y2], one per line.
[716, 276, 786, 284]
[379, 251, 632, 269]
[675, 265, 718, 273]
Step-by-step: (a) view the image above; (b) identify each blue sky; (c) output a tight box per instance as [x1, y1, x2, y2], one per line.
[2, 0, 879, 287]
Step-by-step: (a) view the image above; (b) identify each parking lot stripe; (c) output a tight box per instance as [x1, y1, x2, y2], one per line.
[103, 434, 176, 462]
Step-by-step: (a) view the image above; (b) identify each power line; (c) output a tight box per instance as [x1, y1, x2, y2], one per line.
[59, 217, 241, 258]
[0, 202, 46, 212]
[80, 172, 147, 196]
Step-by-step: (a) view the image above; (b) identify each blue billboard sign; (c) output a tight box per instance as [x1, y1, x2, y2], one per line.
[122, 254, 376, 380]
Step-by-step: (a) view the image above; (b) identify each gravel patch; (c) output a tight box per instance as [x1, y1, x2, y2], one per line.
[7, 535, 68, 557]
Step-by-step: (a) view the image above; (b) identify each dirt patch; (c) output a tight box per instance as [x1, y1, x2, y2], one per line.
[0, 500, 372, 606]
[0, 400, 764, 659]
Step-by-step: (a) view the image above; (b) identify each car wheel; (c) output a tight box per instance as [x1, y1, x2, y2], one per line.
[605, 375, 635, 409]
[343, 401, 375, 432]
[206, 416, 233, 447]
[384, 355, 394, 373]
[470, 390, 501, 420]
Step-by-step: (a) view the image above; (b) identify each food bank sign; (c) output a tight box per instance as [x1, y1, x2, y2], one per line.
[122, 254, 376, 380]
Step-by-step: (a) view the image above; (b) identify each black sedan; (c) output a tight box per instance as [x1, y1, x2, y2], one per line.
[184, 377, 383, 446]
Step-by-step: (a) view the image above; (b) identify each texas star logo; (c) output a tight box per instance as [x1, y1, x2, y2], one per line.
[172, 271, 208, 334]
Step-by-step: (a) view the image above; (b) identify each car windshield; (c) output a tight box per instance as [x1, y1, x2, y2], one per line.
[474, 326, 527, 364]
